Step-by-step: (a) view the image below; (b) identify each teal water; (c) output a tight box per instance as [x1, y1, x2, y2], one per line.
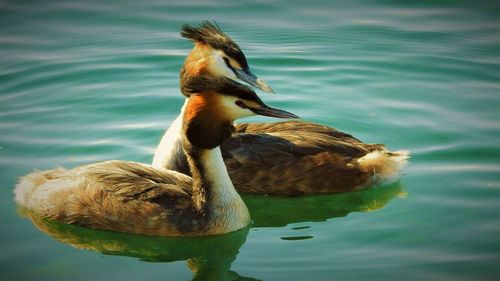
[1, 0, 499, 280]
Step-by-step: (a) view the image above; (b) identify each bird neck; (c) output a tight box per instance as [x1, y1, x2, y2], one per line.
[182, 96, 250, 232]
[184, 146, 233, 207]
[183, 139, 250, 233]
[151, 100, 189, 174]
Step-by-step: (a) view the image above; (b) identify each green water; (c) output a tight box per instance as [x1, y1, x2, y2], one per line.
[1, 0, 499, 280]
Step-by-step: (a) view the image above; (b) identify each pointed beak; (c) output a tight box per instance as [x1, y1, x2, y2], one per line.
[234, 69, 274, 93]
[248, 105, 300, 119]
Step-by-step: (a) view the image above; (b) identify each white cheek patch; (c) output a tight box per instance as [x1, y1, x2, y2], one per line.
[220, 96, 254, 120]
[209, 50, 237, 80]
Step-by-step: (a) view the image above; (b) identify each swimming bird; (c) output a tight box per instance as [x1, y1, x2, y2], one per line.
[152, 22, 409, 196]
[15, 75, 298, 236]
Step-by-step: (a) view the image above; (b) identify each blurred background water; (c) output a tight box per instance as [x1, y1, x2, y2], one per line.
[1, 0, 499, 280]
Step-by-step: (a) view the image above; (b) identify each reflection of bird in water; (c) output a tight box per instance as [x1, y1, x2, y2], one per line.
[17, 182, 403, 280]
[246, 182, 405, 228]
[14, 76, 298, 236]
[19, 208, 253, 281]
[153, 21, 409, 195]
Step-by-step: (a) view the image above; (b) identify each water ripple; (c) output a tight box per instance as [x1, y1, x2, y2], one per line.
[1, 1, 500, 280]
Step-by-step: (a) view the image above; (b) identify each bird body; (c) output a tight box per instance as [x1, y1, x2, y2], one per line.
[153, 116, 408, 195]
[152, 22, 409, 195]
[16, 161, 203, 236]
[15, 76, 298, 236]
[224, 121, 408, 195]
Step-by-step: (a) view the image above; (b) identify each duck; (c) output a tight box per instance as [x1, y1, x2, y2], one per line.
[14, 75, 299, 236]
[152, 21, 409, 196]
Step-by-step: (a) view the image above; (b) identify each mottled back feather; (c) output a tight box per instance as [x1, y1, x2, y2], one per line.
[86, 161, 192, 201]
[18, 161, 211, 236]
[219, 121, 387, 195]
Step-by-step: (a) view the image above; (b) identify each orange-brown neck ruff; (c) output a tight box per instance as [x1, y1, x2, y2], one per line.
[184, 94, 210, 123]
[180, 44, 212, 97]
[183, 94, 233, 150]
[183, 43, 210, 77]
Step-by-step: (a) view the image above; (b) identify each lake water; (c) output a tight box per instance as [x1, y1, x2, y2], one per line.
[1, 0, 499, 280]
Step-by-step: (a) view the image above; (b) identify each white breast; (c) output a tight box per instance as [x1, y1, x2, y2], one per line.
[152, 100, 187, 170]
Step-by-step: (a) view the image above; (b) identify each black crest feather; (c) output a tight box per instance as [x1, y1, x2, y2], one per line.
[181, 21, 249, 69]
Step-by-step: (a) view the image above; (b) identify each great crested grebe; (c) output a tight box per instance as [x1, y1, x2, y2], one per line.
[15, 75, 298, 236]
[152, 22, 409, 196]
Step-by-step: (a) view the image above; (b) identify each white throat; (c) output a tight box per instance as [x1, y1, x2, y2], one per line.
[200, 147, 250, 233]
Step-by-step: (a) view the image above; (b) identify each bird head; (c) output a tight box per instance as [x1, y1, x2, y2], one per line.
[182, 76, 298, 149]
[180, 21, 273, 96]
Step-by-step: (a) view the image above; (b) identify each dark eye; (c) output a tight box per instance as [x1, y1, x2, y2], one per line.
[223, 57, 231, 67]
[235, 100, 247, 109]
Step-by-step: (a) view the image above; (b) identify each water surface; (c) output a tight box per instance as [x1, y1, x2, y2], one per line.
[1, 0, 499, 280]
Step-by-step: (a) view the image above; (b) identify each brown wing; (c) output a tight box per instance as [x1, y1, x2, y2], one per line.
[86, 161, 193, 204]
[222, 121, 384, 195]
[45, 161, 197, 236]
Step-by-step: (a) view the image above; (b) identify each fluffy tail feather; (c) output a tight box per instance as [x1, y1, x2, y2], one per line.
[14, 167, 66, 207]
[357, 149, 410, 183]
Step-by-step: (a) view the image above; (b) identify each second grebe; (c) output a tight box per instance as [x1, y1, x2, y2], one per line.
[14, 76, 298, 236]
[153, 22, 409, 196]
